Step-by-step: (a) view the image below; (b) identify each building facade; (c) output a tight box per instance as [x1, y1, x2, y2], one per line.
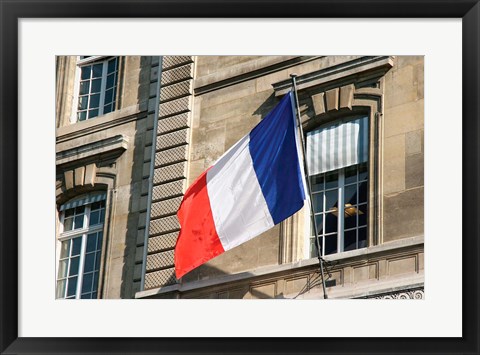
[55, 55, 424, 300]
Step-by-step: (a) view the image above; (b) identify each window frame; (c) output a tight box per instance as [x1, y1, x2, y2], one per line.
[71, 55, 120, 123]
[56, 196, 106, 299]
[305, 115, 370, 258]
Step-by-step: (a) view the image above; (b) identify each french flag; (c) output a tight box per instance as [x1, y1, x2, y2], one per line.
[174, 92, 306, 279]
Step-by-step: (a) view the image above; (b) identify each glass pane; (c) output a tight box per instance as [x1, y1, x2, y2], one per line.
[325, 189, 338, 211]
[97, 232, 104, 248]
[104, 88, 113, 104]
[95, 251, 102, 270]
[92, 292, 98, 299]
[99, 209, 105, 223]
[310, 175, 323, 192]
[60, 240, 70, 258]
[325, 171, 338, 189]
[106, 74, 115, 89]
[77, 111, 87, 121]
[56, 280, 66, 298]
[78, 96, 88, 110]
[63, 217, 73, 231]
[313, 214, 323, 235]
[86, 233, 97, 252]
[91, 201, 104, 211]
[89, 211, 100, 226]
[103, 103, 112, 114]
[344, 208, 357, 229]
[91, 78, 102, 93]
[81, 293, 92, 299]
[74, 215, 84, 229]
[324, 234, 337, 255]
[345, 165, 357, 184]
[82, 272, 94, 293]
[325, 213, 338, 233]
[89, 94, 100, 109]
[344, 184, 357, 205]
[72, 237, 82, 256]
[358, 162, 368, 181]
[58, 259, 68, 278]
[81, 66, 91, 80]
[67, 277, 78, 297]
[75, 205, 85, 214]
[88, 109, 99, 119]
[358, 181, 368, 203]
[69, 256, 80, 276]
[83, 253, 95, 273]
[312, 192, 323, 213]
[344, 230, 357, 251]
[358, 227, 367, 248]
[92, 63, 103, 78]
[107, 58, 117, 73]
[65, 208, 75, 218]
[79, 81, 90, 95]
[358, 204, 368, 226]
[92, 271, 99, 291]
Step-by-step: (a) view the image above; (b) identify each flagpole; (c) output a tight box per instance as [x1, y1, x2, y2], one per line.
[290, 74, 328, 299]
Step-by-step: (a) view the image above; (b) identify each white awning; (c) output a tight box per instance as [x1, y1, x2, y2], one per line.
[59, 192, 106, 211]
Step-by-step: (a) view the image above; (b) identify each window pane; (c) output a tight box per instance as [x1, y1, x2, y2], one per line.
[91, 200, 104, 211]
[345, 165, 357, 184]
[325, 171, 338, 189]
[107, 58, 117, 73]
[77, 111, 87, 121]
[82, 272, 94, 293]
[104, 88, 113, 104]
[358, 204, 368, 226]
[67, 277, 78, 297]
[92, 271, 99, 291]
[88, 109, 99, 118]
[344, 184, 357, 205]
[325, 213, 338, 233]
[92, 292, 98, 299]
[58, 259, 68, 278]
[358, 227, 367, 248]
[344, 208, 357, 229]
[56, 280, 66, 298]
[99, 209, 105, 223]
[72, 237, 82, 256]
[358, 163, 368, 181]
[95, 251, 102, 270]
[312, 192, 323, 213]
[86, 234, 97, 252]
[311, 175, 323, 192]
[81, 66, 91, 80]
[106, 74, 115, 89]
[79, 81, 90, 95]
[81, 293, 92, 299]
[69, 256, 80, 276]
[89, 211, 100, 226]
[92, 63, 103, 78]
[63, 217, 73, 231]
[97, 232, 104, 248]
[103, 103, 112, 114]
[91, 78, 102, 93]
[358, 181, 368, 203]
[75, 205, 85, 214]
[83, 253, 95, 273]
[78, 96, 88, 110]
[89, 94, 100, 109]
[344, 230, 357, 251]
[324, 234, 337, 255]
[65, 208, 75, 218]
[60, 240, 70, 258]
[313, 214, 323, 235]
[74, 215, 84, 229]
[325, 189, 338, 211]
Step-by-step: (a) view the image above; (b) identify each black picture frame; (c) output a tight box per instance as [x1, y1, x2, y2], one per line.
[1, 1, 478, 354]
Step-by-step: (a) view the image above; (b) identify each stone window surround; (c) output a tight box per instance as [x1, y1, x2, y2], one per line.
[70, 56, 123, 124]
[273, 55, 394, 262]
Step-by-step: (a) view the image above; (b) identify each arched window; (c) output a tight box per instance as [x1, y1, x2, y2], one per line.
[56, 192, 106, 299]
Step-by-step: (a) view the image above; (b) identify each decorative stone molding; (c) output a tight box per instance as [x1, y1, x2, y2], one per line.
[370, 288, 424, 299]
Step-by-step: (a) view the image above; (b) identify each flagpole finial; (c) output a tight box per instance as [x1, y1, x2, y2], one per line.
[290, 73, 298, 78]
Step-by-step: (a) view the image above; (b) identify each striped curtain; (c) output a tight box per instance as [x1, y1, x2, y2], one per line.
[59, 192, 107, 211]
[306, 116, 368, 176]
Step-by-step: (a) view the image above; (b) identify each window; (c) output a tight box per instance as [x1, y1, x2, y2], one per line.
[56, 193, 106, 299]
[76, 56, 119, 121]
[306, 116, 369, 257]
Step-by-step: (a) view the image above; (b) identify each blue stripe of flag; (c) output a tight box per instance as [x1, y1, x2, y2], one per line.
[248, 92, 305, 225]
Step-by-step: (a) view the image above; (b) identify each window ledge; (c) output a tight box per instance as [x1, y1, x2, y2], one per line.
[135, 235, 424, 299]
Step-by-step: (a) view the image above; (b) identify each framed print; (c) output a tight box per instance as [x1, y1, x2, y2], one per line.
[1, 1, 479, 354]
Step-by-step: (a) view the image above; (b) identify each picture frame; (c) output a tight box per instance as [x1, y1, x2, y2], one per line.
[1, 1, 478, 354]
